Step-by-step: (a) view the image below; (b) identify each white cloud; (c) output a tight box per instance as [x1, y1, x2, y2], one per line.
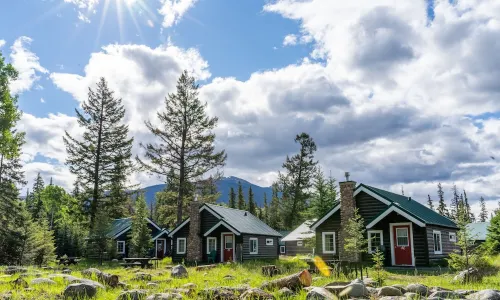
[78, 11, 91, 23]
[40, 97, 45, 103]
[9, 37, 48, 94]
[0, 40, 5, 48]
[283, 34, 297, 46]
[158, 0, 198, 28]
[147, 20, 154, 28]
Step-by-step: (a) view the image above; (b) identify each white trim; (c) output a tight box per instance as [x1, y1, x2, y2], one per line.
[117, 241, 125, 254]
[266, 238, 274, 246]
[433, 230, 443, 254]
[176, 238, 186, 254]
[366, 206, 426, 228]
[389, 222, 415, 266]
[155, 238, 166, 256]
[321, 232, 336, 254]
[280, 246, 286, 254]
[206, 237, 217, 254]
[449, 232, 457, 243]
[297, 241, 303, 247]
[152, 229, 169, 241]
[311, 205, 340, 230]
[199, 205, 222, 219]
[249, 238, 259, 255]
[354, 186, 391, 205]
[112, 227, 131, 239]
[146, 218, 162, 231]
[367, 230, 383, 254]
[204, 220, 240, 236]
[220, 232, 236, 262]
[168, 218, 190, 237]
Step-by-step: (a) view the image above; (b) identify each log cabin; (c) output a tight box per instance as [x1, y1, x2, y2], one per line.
[281, 219, 316, 256]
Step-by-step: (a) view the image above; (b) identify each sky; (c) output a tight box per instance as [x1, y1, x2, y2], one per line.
[1, 0, 500, 218]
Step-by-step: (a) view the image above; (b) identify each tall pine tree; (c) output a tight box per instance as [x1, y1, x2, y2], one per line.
[268, 184, 281, 229]
[310, 168, 337, 220]
[463, 190, 474, 223]
[437, 183, 448, 217]
[229, 187, 236, 209]
[278, 133, 317, 229]
[263, 193, 269, 223]
[237, 181, 245, 210]
[479, 197, 488, 222]
[130, 194, 152, 257]
[64, 78, 133, 224]
[427, 194, 434, 210]
[137, 71, 226, 225]
[30, 173, 45, 219]
[451, 184, 460, 220]
[248, 186, 256, 215]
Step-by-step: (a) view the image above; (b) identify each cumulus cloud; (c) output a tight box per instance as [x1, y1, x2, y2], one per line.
[0, 40, 5, 48]
[9, 37, 48, 94]
[159, 0, 198, 28]
[282, 34, 297, 46]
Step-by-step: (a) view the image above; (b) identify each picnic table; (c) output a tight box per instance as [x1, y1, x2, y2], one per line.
[58, 257, 80, 265]
[121, 257, 160, 269]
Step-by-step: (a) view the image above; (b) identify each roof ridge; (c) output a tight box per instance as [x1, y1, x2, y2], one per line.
[206, 203, 249, 213]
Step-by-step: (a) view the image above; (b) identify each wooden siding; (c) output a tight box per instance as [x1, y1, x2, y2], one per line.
[356, 191, 388, 226]
[242, 235, 279, 261]
[426, 225, 459, 262]
[315, 210, 341, 260]
[114, 222, 164, 258]
[200, 209, 221, 262]
[204, 223, 237, 263]
[200, 209, 220, 234]
[171, 222, 190, 263]
[284, 241, 314, 256]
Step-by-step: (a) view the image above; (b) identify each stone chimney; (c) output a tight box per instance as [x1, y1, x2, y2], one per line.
[339, 172, 357, 262]
[186, 194, 202, 263]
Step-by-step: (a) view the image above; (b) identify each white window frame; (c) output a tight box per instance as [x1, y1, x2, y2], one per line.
[280, 246, 286, 254]
[249, 238, 258, 255]
[433, 230, 442, 254]
[177, 238, 186, 254]
[322, 232, 336, 254]
[297, 240, 303, 247]
[449, 232, 457, 243]
[367, 230, 383, 254]
[117, 241, 125, 254]
[266, 238, 273, 246]
[206, 237, 217, 254]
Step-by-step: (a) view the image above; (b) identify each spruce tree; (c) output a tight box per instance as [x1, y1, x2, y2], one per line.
[278, 133, 317, 229]
[258, 207, 263, 220]
[64, 77, 133, 224]
[268, 183, 281, 229]
[229, 187, 236, 209]
[30, 173, 45, 219]
[263, 193, 269, 223]
[248, 186, 256, 215]
[90, 208, 111, 265]
[26, 218, 57, 267]
[437, 183, 448, 217]
[106, 154, 133, 219]
[130, 194, 152, 257]
[137, 71, 226, 225]
[427, 194, 434, 210]
[463, 190, 474, 222]
[479, 197, 488, 222]
[310, 168, 337, 220]
[451, 185, 460, 220]
[237, 181, 245, 210]
[343, 208, 367, 262]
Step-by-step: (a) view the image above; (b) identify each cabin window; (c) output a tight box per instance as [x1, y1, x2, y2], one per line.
[280, 246, 286, 254]
[396, 228, 409, 246]
[266, 238, 274, 246]
[367, 230, 383, 254]
[249, 238, 258, 254]
[117, 241, 125, 254]
[177, 238, 186, 254]
[322, 232, 336, 254]
[207, 237, 217, 254]
[297, 241, 303, 247]
[449, 232, 457, 243]
[433, 231, 442, 254]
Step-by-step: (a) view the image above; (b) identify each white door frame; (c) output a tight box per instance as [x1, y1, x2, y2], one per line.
[155, 238, 166, 256]
[220, 232, 236, 262]
[389, 222, 415, 266]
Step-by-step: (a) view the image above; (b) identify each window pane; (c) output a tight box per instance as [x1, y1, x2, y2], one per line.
[396, 228, 409, 246]
[434, 233, 441, 252]
[225, 236, 233, 249]
[370, 232, 381, 252]
[208, 239, 216, 252]
[325, 234, 334, 252]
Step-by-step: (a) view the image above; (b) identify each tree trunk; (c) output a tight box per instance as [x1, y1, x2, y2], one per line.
[91, 98, 105, 225]
[260, 269, 312, 291]
[0, 154, 3, 184]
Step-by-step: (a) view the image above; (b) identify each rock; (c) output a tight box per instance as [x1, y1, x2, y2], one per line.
[62, 269, 72, 274]
[467, 290, 500, 300]
[391, 284, 407, 293]
[171, 265, 188, 279]
[430, 287, 451, 292]
[363, 278, 378, 287]
[81, 268, 102, 278]
[453, 268, 483, 284]
[164, 289, 194, 297]
[146, 293, 183, 300]
[378, 286, 404, 297]
[116, 289, 148, 300]
[10, 277, 28, 288]
[240, 288, 275, 300]
[48, 274, 80, 282]
[306, 287, 335, 300]
[198, 288, 237, 300]
[134, 272, 152, 281]
[63, 283, 98, 299]
[304, 287, 315, 292]
[278, 287, 294, 298]
[0, 292, 12, 300]
[4, 267, 27, 275]
[324, 286, 346, 295]
[323, 281, 350, 287]
[405, 284, 428, 295]
[79, 279, 105, 289]
[117, 282, 128, 289]
[30, 278, 56, 285]
[146, 282, 159, 288]
[182, 283, 197, 290]
[341, 283, 369, 298]
[457, 290, 477, 296]
[223, 274, 235, 281]
[379, 297, 407, 300]
[429, 291, 463, 299]
[404, 292, 419, 300]
[351, 278, 364, 285]
[41, 266, 54, 271]
[366, 287, 378, 295]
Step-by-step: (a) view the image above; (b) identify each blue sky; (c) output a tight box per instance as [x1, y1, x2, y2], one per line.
[2, 0, 500, 217]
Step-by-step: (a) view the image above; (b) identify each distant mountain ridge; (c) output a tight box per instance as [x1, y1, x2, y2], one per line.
[141, 176, 273, 208]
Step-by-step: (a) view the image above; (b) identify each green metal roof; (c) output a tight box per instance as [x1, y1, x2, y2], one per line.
[360, 184, 457, 228]
[205, 203, 282, 237]
[107, 218, 132, 238]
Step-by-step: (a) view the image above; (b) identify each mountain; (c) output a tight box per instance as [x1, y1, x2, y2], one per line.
[140, 176, 273, 208]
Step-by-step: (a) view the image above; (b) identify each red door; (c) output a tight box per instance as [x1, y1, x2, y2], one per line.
[393, 225, 412, 265]
[223, 234, 233, 262]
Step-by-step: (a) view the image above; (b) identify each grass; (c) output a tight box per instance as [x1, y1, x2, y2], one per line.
[1, 256, 500, 299]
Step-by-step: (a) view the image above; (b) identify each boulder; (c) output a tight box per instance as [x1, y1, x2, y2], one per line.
[198, 288, 237, 300]
[351, 278, 364, 285]
[134, 273, 152, 281]
[378, 286, 404, 297]
[62, 269, 72, 274]
[10, 277, 28, 289]
[223, 274, 235, 281]
[79, 279, 105, 289]
[171, 265, 188, 279]
[457, 290, 477, 296]
[164, 288, 194, 297]
[324, 286, 346, 295]
[116, 289, 147, 300]
[4, 267, 27, 275]
[182, 283, 197, 290]
[146, 282, 159, 288]
[405, 284, 428, 295]
[30, 278, 56, 285]
[117, 282, 128, 289]
[277, 287, 294, 298]
[240, 288, 275, 300]
[0, 292, 12, 300]
[404, 292, 419, 300]
[429, 290, 463, 299]
[363, 278, 378, 287]
[81, 268, 102, 278]
[63, 283, 98, 299]
[146, 293, 183, 300]
[48, 274, 80, 282]
[379, 297, 407, 300]
[340, 283, 369, 298]
[467, 290, 500, 300]
[306, 287, 335, 300]
[453, 268, 483, 284]
[323, 281, 350, 287]
[391, 284, 407, 293]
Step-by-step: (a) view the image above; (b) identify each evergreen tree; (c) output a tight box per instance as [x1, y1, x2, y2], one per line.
[343, 208, 367, 262]
[463, 190, 474, 222]
[130, 194, 152, 257]
[30, 173, 45, 219]
[136, 71, 226, 225]
[64, 77, 133, 224]
[90, 208, 111, 265]
[25, 218, 57, 267]
[229, 187, 236, 209]
[237, 181, 245, 210]
[248, 186, 256, 215]
[268, 184, 281, 229]
[451, 184, 460, 220]
[105, 153, 133, 219]
[278, 133, 317, 229]
[437, 183, 448, 217]
[258, 207, 263, 220]
[427, 194, 434, 210]
[263, 193, 269, 223]
[479, 197, 488, 222]
[310, 168, 338, 220]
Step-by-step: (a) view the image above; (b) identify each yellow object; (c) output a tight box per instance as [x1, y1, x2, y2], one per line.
[313, 256, 331, 277]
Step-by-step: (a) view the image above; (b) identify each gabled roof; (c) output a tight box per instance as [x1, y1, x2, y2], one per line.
[281, 219, 316, 242]
[467, 222, 489, 241]
[107, 217, 167, 239]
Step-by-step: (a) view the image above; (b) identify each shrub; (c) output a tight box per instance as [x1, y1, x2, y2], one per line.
[447, 252, 490, 271]
[371, 249, 387, 286]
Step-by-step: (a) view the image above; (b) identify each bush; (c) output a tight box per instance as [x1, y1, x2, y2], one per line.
[447, 252, 491, 271]
[277, 256, 309, 272]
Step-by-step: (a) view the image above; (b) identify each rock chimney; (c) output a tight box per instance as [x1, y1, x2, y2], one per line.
[186, 194, 202, 263]
[339, 172, 357, 262]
